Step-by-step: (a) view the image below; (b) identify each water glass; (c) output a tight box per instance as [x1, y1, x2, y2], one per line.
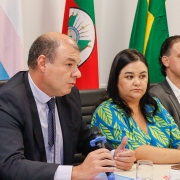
[169, 169, 180, 180]
[136, 160, 154, 180]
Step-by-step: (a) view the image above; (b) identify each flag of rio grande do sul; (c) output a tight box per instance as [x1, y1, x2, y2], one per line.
[62, 0, 99, 90]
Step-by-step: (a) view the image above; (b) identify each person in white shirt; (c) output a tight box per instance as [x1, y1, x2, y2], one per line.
[150, 35, 180, 128]
[0, 32, 135, 180]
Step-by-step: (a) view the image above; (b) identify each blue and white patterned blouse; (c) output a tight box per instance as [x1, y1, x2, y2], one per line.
[91, 98, 180, 150]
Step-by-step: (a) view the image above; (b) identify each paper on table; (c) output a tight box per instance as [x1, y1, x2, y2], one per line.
[93, 172, 134, 180]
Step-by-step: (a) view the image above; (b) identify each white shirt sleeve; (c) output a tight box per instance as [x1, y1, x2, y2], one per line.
[54, 165, 72, 180]
[111, 149, 115, 157]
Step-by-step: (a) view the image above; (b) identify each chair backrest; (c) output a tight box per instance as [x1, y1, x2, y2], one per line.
[0, 80, 7, 88]
[79, 88, 106, 127]
[73, 88, 106, 165]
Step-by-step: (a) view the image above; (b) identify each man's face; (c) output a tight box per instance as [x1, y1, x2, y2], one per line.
[43, 44, 81, 97]
[164, 41, 180, 80]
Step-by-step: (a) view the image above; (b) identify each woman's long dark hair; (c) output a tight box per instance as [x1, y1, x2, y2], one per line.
[105, 49, 158, 119]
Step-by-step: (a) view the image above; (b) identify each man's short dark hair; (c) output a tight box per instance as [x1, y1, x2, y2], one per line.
[27, 35, 61, 69]
[159, 35, 180, 76]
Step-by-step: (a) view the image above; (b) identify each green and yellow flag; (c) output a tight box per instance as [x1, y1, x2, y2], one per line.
[129, 0, 169, 83]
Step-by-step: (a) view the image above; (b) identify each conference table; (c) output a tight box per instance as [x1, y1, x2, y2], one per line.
[115, 163, 174, 180]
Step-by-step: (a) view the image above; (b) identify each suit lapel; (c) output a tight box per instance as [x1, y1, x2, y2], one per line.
[23, 72, 47, 162]
[162, 80, 180, 118]
[56, 96, 73, 165]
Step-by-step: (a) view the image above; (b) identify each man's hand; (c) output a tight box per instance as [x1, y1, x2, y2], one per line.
[71, 148, 116, 180]
[114, 136, 136, 170]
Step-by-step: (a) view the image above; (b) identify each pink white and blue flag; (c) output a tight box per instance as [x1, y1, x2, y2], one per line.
[0, 0, 24, 80]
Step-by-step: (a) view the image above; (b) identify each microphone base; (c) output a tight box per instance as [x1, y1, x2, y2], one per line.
[106, 172, 115, 180]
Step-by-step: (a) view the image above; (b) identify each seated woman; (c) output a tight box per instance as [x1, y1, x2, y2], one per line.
[91, 49, 180, 164]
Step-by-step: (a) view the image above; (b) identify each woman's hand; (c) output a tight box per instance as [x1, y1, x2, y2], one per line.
[114, 136, 136, 170]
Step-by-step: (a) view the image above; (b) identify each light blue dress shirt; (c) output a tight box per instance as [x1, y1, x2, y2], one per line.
[28, 73, 72, 180]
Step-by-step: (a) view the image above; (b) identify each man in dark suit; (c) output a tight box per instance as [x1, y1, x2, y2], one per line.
[0, 32, 135, 180]
[150, 35, 180, 128]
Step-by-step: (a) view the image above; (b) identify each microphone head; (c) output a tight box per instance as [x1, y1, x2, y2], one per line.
[90, 126, 102, 139]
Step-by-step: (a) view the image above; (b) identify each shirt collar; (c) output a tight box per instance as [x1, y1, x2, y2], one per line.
[28, 73, 52, 104]
[166, 76, 180, 98]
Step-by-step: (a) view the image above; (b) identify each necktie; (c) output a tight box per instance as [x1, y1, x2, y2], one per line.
[47, 98, 55, 147]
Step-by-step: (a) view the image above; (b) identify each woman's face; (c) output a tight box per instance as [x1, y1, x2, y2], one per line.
[117, 60, 148, 104]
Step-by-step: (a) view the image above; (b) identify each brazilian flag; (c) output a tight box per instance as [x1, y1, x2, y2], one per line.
[129, 0, 169, 83]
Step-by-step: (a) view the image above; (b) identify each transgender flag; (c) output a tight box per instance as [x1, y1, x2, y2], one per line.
[0, 0, 24, 80]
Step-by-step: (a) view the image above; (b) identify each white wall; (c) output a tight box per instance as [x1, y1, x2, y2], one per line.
[22, 0, 180, 88]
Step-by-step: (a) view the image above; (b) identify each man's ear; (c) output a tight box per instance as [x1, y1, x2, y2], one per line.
[37, 55, 47, 72]
[161, 56, 169, 67]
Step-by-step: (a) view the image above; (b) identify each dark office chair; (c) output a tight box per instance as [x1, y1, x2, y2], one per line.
[73, 88, 107, 165]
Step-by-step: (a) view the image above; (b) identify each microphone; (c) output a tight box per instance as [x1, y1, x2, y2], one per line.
[90, 126, 115, 180]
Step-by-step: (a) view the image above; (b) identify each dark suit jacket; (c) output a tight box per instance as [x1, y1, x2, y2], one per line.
[150, 80, 180, 128]
[0, 71, 102, 180]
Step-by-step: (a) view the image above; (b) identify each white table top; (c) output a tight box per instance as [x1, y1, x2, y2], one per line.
[115, 164, 174, 180]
